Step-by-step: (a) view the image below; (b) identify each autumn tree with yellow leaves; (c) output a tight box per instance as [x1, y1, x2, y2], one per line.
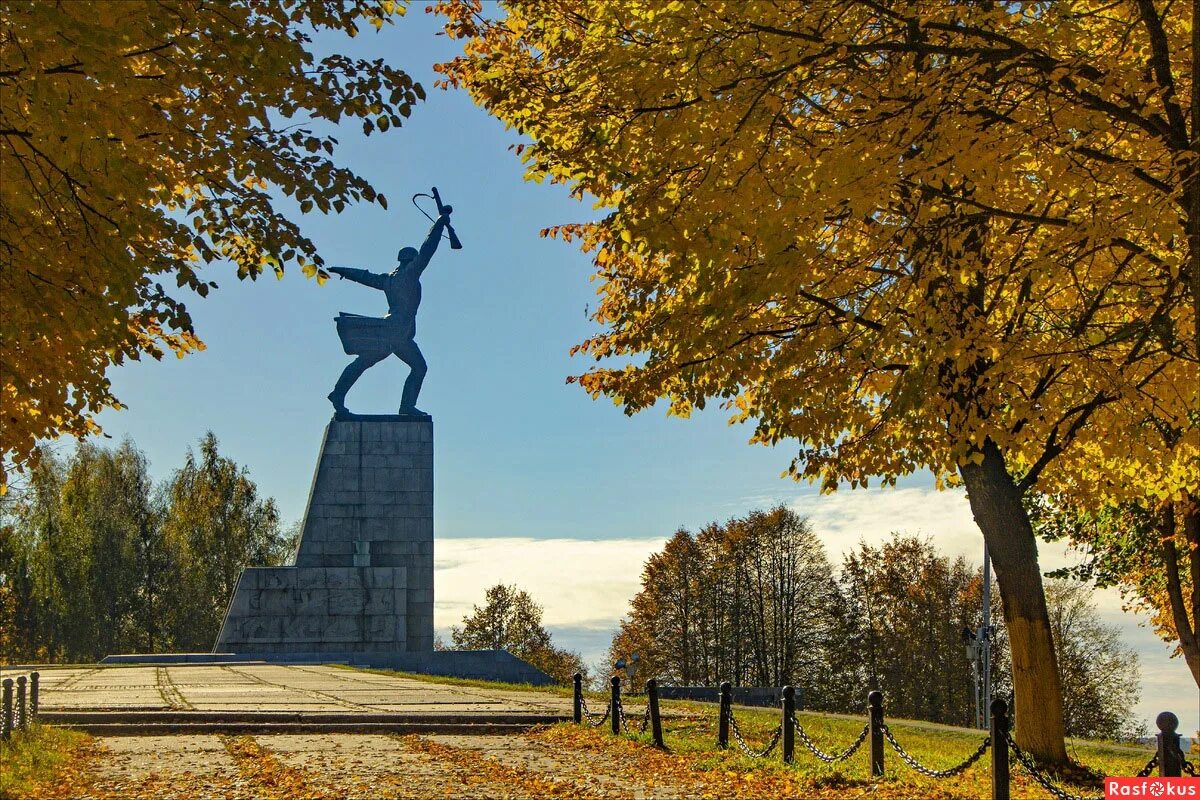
[1033, 494, 1199, 687]
[0, 0, 421, 486]
[436, 0, 1198, 765]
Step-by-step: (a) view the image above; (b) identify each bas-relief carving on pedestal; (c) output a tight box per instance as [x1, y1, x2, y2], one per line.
[215, 417, 435, 655]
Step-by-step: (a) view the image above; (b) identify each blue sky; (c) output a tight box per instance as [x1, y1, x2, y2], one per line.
[82, 8, 1195, 733]
[92, 7, 812, 543]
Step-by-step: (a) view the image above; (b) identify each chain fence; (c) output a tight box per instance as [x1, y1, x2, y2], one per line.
[1, 672, 40, 740]
[1003, 730, 1105, 800]
[725, 705, 782, 758]
[577, 694, 610, 728]
[636, 701, 651, 734]
[615, 694, 652, 735]
[1001, 728, 1195, 800]
[792, 718, 870, 763]
[881, 723, 991, 778]
[573, 674, 1191, 800]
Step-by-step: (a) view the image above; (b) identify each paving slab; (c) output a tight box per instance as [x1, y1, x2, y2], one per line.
[38, 663, 567, 715]
[255, 733, 481, 799]
[25, 664, 648, 798]
[38, 729, 699, 799]
[250, 733, 673, 799]
[425, 733, 650, 798]
[83, 734, 242, 800]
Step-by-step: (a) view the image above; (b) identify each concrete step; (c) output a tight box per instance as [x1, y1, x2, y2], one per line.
[49, 721, 546, 736]
[39, 710, 567, 735]
[43, 710, 565, 724]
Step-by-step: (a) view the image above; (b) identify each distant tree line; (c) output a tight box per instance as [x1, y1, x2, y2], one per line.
[448, 583, 587, 686]
[0, 434, 292, 662]
[608, 506, 1144, 741]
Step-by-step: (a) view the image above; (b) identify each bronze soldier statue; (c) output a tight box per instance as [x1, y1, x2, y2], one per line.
[327, 189, 461, 418]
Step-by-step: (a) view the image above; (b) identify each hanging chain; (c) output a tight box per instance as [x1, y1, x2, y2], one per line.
[725, 706, 782, 758]
[792, 718, 869, 763]
[608, 691, 653, 735]
[578, 695, 610, 727]
[881, 724, 991, 778]
[1183, 759, 1196, 777]
[1004, 731, 1104, 800]
[1134, 754, 1158, 778]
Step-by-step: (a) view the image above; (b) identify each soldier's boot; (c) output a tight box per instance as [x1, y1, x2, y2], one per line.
[328, 357, 373, 415]
[398, 360, 429, 417]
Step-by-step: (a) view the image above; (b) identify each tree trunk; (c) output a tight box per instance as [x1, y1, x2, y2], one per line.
[1190, 0, 1200, 366]
[1162, 500, 1200, 686]
[959, 439, 1069, 766]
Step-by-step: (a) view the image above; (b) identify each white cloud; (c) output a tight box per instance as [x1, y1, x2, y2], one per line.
[434, 537, 665, 630]
[793, 486, 981, 561]
[433, 488, 1196, 733]
[788, 485, 1094, 575]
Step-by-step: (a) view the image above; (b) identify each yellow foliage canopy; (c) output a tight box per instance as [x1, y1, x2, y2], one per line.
[436, 0, 1200, 762]
[436, 0, 1197, 503]
[0, 0, 422, 486]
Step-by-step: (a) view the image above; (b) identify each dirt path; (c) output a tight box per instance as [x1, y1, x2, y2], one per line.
[53, 731, 692, 800]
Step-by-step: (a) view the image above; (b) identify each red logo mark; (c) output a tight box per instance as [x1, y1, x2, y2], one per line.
[1106, 777, 1200, 798]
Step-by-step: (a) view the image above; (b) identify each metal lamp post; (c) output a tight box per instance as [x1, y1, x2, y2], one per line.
[614, 653, 640, 693]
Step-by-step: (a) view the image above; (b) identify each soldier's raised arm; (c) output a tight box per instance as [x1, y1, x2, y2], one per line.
[329, 267, 388, 290]
[412, 214, 450, 275]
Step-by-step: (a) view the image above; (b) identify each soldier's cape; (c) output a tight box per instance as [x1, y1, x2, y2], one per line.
[335, 312, 395, 355]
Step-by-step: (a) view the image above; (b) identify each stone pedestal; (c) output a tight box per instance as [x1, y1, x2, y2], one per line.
[215, 417, 435, 654]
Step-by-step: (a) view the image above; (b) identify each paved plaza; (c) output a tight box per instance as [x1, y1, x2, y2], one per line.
[33, 663, 570, 715]
[12, 664, 706, 799]
[35, 730, 695, 799]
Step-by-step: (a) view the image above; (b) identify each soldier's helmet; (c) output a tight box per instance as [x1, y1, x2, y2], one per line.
[397, 246, 419, 263]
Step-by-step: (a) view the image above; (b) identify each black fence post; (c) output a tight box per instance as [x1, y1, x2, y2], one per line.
[781, 685, 795, 764]
[717, 681, 732, 749]
[647, 678, 665, 749]
[868, 690, 884, 777]
[1156, 712, 1183, 778]
[610, 675, 621, 735]
[15, 676, 26, 731]
[572, 673, 582, 724]
[990, 698, 1010, 800]
[30, 672, 38, 721]
[1, 678, 11, 741]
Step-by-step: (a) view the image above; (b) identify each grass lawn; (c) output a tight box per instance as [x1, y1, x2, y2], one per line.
[0, 723, 92, 798]
[332, 663, 580, 698]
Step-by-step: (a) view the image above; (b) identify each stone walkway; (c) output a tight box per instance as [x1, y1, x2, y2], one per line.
[29, 665, 696, 798]
[35, 663, 571, 715]
[73, 731, 684, 799]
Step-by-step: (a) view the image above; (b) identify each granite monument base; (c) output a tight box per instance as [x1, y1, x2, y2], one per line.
[216, 565, 411, 653]
[216, 417, 434, 654]
[210, 416, 551, 685]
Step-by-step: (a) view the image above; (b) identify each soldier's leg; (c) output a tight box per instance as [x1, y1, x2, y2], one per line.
[394, 339, 428, 415]
[328, 352, 387, 413]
